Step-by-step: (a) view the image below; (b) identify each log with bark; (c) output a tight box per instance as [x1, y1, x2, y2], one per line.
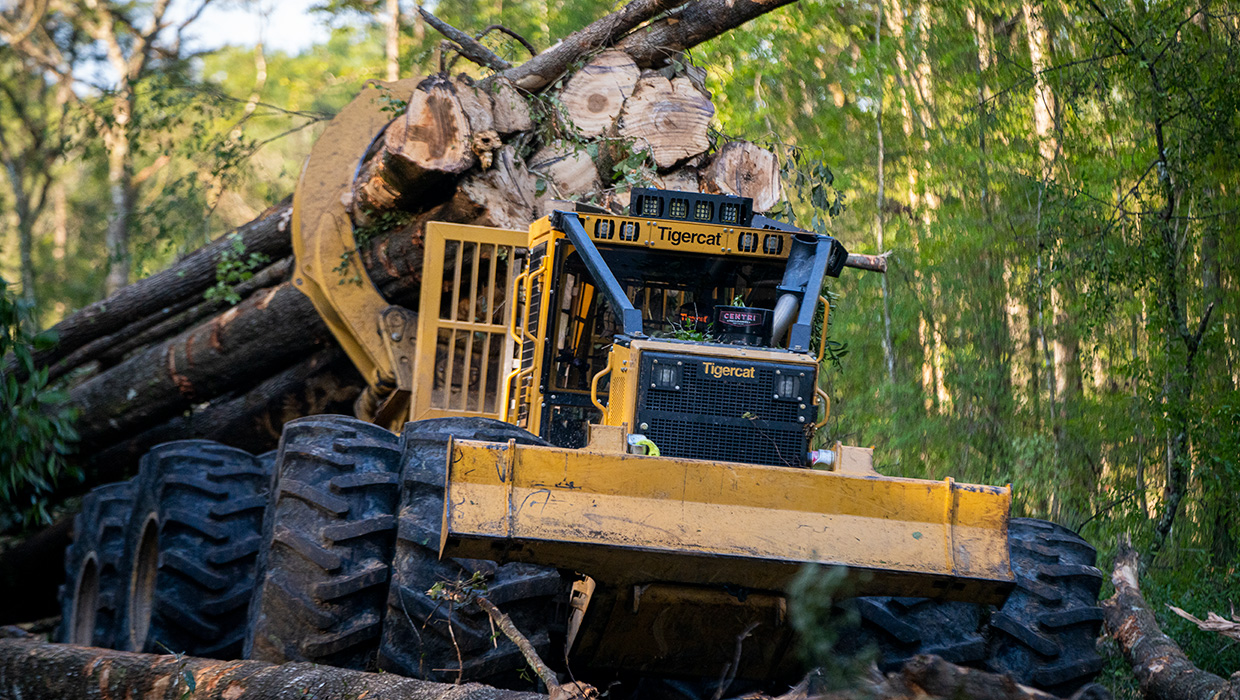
[0, 632, 544, 700]
[1102, 533, 1240, 700]
[0, 630, 1110, 700]
[19, 199, 293, 381]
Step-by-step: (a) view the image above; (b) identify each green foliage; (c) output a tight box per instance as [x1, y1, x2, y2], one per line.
[609, 140, 657, 192]
[764, 142, 846, 233]
[374, 86, 409, 117]
[333, 209, 414, 285]
[787, 565, 870, 689]
[655, 318, 713, 342]
[0, 278, 79, 526]
[204, 234, 271, 305]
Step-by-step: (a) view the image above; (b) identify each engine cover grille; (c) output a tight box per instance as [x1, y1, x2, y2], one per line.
[635, 351, 816, 468]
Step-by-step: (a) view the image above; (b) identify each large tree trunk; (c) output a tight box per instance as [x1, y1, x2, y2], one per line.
[81, 348, 361, 489]
[1102, 534, 1240, 700]
[68, 280, 334, 450]
[22, 199, 293, 377]
[0, 633, 1106, 700]
[0, 633, 544, 700]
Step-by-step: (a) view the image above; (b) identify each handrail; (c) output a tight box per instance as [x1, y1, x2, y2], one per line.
[507, 268, 530, 345]
[590, 360, 613, 414]
[814, 385, 832, 429]
[502, 366, 535, 424]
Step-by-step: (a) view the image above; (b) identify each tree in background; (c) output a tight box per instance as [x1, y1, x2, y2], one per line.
[0, 48, 71, 310]
[4, 0, 217, 294]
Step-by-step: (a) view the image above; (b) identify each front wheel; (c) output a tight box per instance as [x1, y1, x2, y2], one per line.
[985, 518, 1105, 695]
[839, 517, 1104, 697]
[243, 415, 402, 670]
[378, 418, 566, 685]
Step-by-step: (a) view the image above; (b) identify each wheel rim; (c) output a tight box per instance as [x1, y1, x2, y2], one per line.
[129, 516, 159, 651]
[69, 555, 99, 645]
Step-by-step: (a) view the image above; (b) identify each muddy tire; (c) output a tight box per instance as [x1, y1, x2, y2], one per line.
[244, 416, 401, 670]
[840, 518, 1103, 697]
[124, 441, 269, 657]
[58, 480, 135, 648]
[836, 596, 986, 670]
[985, 518, 1105, 695]
[378, 417, 566, 684]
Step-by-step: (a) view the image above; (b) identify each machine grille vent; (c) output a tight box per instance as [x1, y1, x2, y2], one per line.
[636, 352, 814, 468]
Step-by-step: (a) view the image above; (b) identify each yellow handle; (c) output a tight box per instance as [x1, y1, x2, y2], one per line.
[814, 385, 832, 429]
[508, 269, 530, 345]
[502, 367, 534, 424]
[590, 361, 613, 414]
[816, 295, 831, 364]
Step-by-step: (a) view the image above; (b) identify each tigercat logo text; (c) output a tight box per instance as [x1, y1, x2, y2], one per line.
[702, 362, 756, 379]
[656, 225, 722, 247]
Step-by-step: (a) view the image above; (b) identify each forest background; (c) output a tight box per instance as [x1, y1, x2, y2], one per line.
[0, 0, 1237, 694]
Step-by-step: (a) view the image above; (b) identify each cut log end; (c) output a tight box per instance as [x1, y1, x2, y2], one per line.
[619, 73, 714, 169]
[703, 140, 783, 212]
[560, 50, 641, 138]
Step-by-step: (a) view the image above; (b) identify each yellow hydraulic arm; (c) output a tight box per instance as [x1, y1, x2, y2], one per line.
[290, 78, 423, 429]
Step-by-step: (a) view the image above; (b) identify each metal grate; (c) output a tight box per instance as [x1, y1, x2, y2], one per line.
[644, 362, 801, 422]
[644, 418, 805, 468]
[635, 352, 814, 468]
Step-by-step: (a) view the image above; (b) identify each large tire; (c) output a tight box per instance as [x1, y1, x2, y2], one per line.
[835, 596, 986, 670]
[244, 415, 402, 670]
[986, 518, 1105, 695]
[58, 480, 135, 648]
[838, 518, 1103, 697]
[124, 440, 269, 657]
[379, 417, 566, 684]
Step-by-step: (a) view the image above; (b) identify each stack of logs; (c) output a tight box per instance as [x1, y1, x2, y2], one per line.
[37, 26, 788, 495]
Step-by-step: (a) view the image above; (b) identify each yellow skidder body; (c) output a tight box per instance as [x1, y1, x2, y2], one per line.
[288, 86, 1013, 676]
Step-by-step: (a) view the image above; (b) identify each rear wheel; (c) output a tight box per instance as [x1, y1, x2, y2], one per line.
[244, 415, 402, 670]
[58, 481, 135, 648]
[378, 417, 566, 684]
[124, 441, 269, 657]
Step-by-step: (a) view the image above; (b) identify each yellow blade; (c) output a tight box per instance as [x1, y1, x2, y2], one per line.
[442, 440, 1013, 604]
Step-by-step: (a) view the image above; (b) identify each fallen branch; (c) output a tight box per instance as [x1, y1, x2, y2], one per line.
[470, 591, 598, 700]
[1102, 533, 1240, 700]
[419, 7, 513, 72]
[0, 634, 545, 700]
[1169, 605, 1240, 642]
[729, 655, 1109, 700]
[485, 0, 685, 91]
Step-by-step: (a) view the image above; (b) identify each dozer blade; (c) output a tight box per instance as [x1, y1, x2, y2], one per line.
[441, 440, 1014, 604]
